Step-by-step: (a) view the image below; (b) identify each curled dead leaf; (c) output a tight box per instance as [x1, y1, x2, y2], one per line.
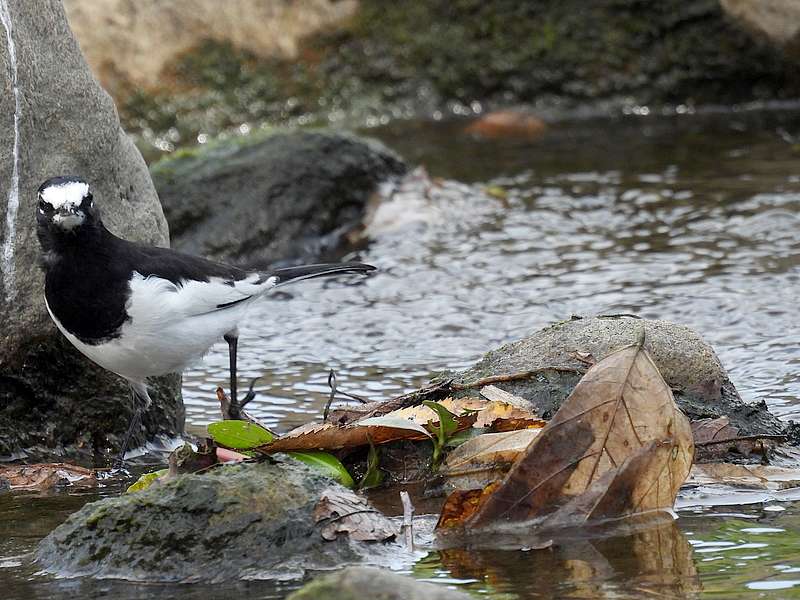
[258, 413, 477, 454]
[440, 338, 694, 531]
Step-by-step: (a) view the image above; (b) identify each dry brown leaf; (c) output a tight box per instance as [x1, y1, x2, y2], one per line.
[448, 339, 693, 529]
[259, 413, 477, 453]
[313, 487, 398, 542]
[690, 416, 783, 462]
[0, 463, 97, 491]
[441, 430, 541, 491]
[389, 395, 536, 429]
[688, 463, 800, 490]
[691, 417, 738, 444]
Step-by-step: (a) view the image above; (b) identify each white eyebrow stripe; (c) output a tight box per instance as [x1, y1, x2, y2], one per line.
[40, 181, 89, 210]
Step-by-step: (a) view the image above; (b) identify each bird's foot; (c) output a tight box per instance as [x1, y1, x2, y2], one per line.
[229, 377, 259, 418]
[113, 407, 143, 470]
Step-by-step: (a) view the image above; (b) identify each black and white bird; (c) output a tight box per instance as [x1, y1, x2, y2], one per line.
[36, 175, 374, 460]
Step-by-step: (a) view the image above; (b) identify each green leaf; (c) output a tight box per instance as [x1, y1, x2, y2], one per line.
[287, 451, 355, 488]
[207, 420, 274, 449]
[444, 428, 480, 449]
[359, 441, 385, 490]
[422, 401, 460, 467]
[125, 469, 168, 494]
[422, 400, 459, 439]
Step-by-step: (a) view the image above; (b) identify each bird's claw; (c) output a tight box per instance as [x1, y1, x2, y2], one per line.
[231, 377, 260, 415]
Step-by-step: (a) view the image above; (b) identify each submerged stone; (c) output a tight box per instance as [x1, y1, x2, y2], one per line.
[288, 566, 472, 600]
[36, 460, 391, 582]
[456, 317, 783, 436]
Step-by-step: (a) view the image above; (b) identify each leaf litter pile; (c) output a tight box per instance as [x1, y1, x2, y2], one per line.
[4, 334, 797, 551]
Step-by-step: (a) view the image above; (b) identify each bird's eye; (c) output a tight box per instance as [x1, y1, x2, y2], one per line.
[38, 199, 54, 214]
[81, 192, 93, 208]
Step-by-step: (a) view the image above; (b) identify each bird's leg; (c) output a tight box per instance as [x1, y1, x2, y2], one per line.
[224, 331, 239, 410]
[114, 382, 152, 469]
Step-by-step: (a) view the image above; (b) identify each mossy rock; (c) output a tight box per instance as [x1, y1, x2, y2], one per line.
[36, 460, 378, 582]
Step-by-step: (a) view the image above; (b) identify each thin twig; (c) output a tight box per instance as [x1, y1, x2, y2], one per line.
[694, 434, 786, 447]
[400, 490, 414, 552]
[451, 367, 585, 391]
[323, 369, 337, 422]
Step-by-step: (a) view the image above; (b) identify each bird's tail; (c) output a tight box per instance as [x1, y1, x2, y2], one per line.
[269, 262, 376, 288]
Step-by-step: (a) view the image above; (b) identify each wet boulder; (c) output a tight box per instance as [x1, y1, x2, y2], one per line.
[151, 131, 407, 268]
[36, 459, 392, 582]
[0, 0, 182, 458]
[456, 317, 783, 436]
[288, 566, 472, 600]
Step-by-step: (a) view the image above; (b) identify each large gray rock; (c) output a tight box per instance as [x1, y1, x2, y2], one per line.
[0, 0, 182, 457]
[456, 317, 783, 436]
[288, 567, 472, 600]
[151, 131, 407, 268]
[36, 460, 388, 582]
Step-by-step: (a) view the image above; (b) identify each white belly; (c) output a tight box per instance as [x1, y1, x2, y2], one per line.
[45, 272, 264, 382]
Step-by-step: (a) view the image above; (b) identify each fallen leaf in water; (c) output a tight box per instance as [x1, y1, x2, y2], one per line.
[437, 483, 501, 529]
[126, 469, 168, 493]
[464, 110, 547, 140]
[688, 463, 800, 490]
[0, 463, 96, 491]
[314, 487, 398, 542]
[441, 429, 541, 491]
[442, 338, 694, 530]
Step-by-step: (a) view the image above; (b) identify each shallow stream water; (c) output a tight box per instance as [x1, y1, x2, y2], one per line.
[3, 108, 800, 598]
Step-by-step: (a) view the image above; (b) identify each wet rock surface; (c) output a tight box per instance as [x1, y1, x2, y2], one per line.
[456, 317, 783, 436]
[151, 131, 407, 268]
[36, 460, 381, 582]
[0, 0, 182, 457]
[288, 566, 472, 600]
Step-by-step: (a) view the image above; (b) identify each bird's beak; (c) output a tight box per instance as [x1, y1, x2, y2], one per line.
[52, 206, 85, 230]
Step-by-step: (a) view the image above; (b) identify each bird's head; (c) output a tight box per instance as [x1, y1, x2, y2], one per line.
[36, 176, 100, 238]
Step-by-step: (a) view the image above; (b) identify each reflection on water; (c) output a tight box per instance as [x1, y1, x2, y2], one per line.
[4, 109, 800, 598]
[430, 518, 700, 599]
